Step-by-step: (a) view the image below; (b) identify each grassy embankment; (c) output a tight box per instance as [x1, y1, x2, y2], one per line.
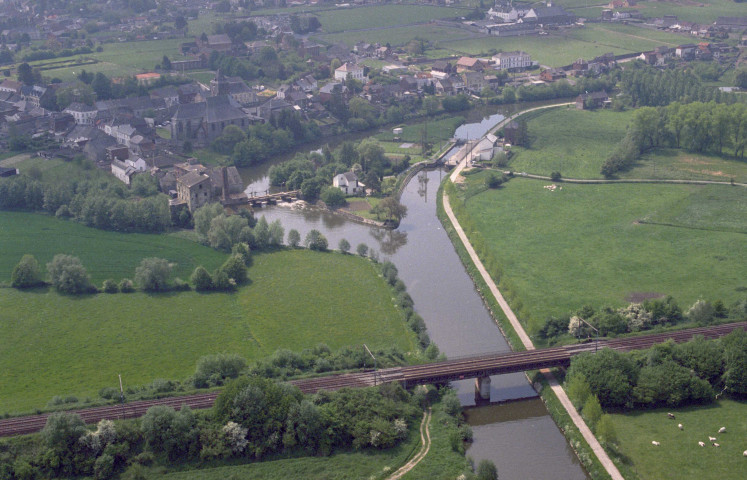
[0, 213, 416, 414]
[454, 175, 747, 334]
[506, 108, 747, 182]
[608, 399, 747, 480]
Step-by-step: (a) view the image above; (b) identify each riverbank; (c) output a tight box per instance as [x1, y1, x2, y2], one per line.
[439, 102, 625, 480]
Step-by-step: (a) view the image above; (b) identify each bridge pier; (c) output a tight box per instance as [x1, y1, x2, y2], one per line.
[475, 376, 491, 400]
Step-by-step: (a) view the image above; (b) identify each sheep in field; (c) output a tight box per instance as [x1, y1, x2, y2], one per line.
[652, 441, 660, 446]
[743, 450, 747, 457]
[718, 427, 726, 433]
[713, 443, 720, 447]
[699, 442, 705, 447]
[709, 436, 717, 442]
[678, 423, 683, 430]
[667, 413, 675, 419]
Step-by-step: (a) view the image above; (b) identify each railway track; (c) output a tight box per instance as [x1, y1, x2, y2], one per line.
[1, 322, 743, 438]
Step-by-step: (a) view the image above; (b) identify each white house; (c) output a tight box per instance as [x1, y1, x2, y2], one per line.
[64, 102, 97, 125]
[492, 51, 532, 70]
[334, 63, 365, 82]
[333, 172, 361, 195]
[111, 157, 147, 185]
[473, 133, 500, 162]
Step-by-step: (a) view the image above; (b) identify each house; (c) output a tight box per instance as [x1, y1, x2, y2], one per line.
[456, 57, 486, 73]
[202, 34, 232, 52]
[334, 63, 365, 82]
[295, 75, 318, 93]
[473, 133, 500, 162]
[576, 91, 610, 110]
[135, 73, 161, 86]
[110, 158, 144, 185]
[462, 71, 486, 93]
[675, 44, 697, 59]
[0, 79, 22, 94]
[493, 51, 532, 71]
[176, 170, 213, 211]
[64, 102, 96, 125]
[432, 60, 454, 75]
[713, 16, 747, 31]
[484, 22, 538, 37]
[170, 95, 249, 145]
[539, 68, 566, 82]
[523, 6, 575, 26]
[333, 172, 361, 195]
[149, 86, 180, 107]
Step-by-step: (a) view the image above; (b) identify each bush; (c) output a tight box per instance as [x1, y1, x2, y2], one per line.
[550, 171, 562, 181]
[118, 278, 134, 293]
[338, 238, 351, 254]
[102, 279, 118, 293]
[193, 353, 247, 388]
[46, 254, 91, 294]
[11, 254, 44, 288]
[442, 393, 462, 417]
[191, 266, 213, 291]
[173, 277, 190, 291]
[320, 186, 346, 208]
[304, 229, 328, 251]
[135, 257, 172, 292]
[42, 411, 86, 452]
[220, 254, 247, 285]
[476, 459, 498, 480]
[356, 243, 369, 257]
[485, 172, 503, 189]
[287, 229, 301, 248]
[380, 261, 398, 285]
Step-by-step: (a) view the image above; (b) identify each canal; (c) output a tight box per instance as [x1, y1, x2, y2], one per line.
[242, 111, 588, 479]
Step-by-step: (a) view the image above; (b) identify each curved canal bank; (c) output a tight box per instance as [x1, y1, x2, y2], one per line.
[242, 104, 590, 479]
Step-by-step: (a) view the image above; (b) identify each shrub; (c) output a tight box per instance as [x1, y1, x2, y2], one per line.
[380, 261, 398, 285]
[338, 238, 351, 254]
[220, 254, 247, 285]
[118, 278, 134, 293]
[46, 254, 91, 294]
[173, 277, 190, 291]
[41, 411, 86, 452]
[193, 353, 247, 388]
[191, 266, 212, 292]
[212, 268, 235, 291]
[550, 171, 562, 181]
[320, 186, 346, 207]
[135, 257, 172, 292]
[485, 172, 503, 189]
[304, 229, 328, 251]
[231, 242, 252, 265]
[476, 459, 498, 480]
[11, 254, 44, 288]
[581, 395, 602, 428]
[356, 243, 369, 257]
[442, 393, 462, 417]
[287, 229, 301, 248]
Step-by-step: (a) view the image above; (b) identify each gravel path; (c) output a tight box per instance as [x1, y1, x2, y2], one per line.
[386, 408, 432, 480]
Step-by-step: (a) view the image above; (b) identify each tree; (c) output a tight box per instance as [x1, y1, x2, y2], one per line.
[193, 202, 225, 238]
[135, 257, 172, 292]
[424, 96, 440, 115]
[566, 374, 592, 409]
[17, 62, 34, 85]
[476, 459, 498, 480]
[304, 229, 328, 251]
[268, 219, 284, 246]
[11, 254, 44, 288]
[338, 238, 351, 254]
[287, 229, 301, 248]
[581, 395, 603, 428]
[191, 266, 213, 291]
[208, 214, 249, 251]
[550, 171, 562, 181]
[42, 412, 86, 452]
[91, 72, 112, 100]
[687, 299, 714, 325]
[175, 15, 188, 30]
[356, 243, 369, 257]
[595, 414, 618, 446]
[378, 197, 408, 225]
[220, 254, 247, 284]
[320, 186, 346, 207]
[47, 254, 91, 294]
[485, 172, 503, 189]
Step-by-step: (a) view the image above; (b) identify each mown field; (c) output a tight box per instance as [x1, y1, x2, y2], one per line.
[0, 211, 227, 285]
[630, 149, 747, 183]
[507, 107, 633, 179]
[314, 23, 472, 48]
[314, 4, 469, 34]
[0, 246, 415, 413]
[457, 178, 747, 332]
[609, 399, 747, 480]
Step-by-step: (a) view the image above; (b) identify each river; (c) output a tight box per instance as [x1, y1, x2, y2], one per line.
[242, 111, 588, 479]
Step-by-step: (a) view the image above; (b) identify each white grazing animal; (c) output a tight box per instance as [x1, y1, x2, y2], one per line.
[718, 427, 726, 433]
[652, 441, 660, 446]
[713, 443, 720, 447]
[743, 450, 747, 457]
[698, 442, 705, 447]
[678, 423, 683, 430]
[709, 436, 717, 442]
[667, 413, 675, 419]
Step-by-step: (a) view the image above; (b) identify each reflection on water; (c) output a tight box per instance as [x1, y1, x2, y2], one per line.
[454, 113, 506, 141]
[244, 115, 588, 478]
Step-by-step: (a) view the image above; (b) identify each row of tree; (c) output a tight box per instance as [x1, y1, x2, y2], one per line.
[1, 381, 420, 479]
[566, 329, 747, 410]
[601, 100, 747, 176]
[539, 296, 744, 344]
[0, 173, 172, 233]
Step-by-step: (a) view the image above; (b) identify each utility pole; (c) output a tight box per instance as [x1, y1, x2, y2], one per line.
[363, 344, 377, 385]
[118, 374, 125, 418]
[577, 318, 600, 353]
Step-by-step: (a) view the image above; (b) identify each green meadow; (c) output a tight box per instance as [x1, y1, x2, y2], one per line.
[456, 177, 747, 332]
[507, 107, 633, 179]
[609, 399, 747, 480]
[314, 5, 469, 34]
[0, 211, 227, 285]
[0, 248, 415, 413]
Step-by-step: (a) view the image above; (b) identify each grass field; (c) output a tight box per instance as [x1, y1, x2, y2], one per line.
[374, 116, 466, 145]
[24, 38, 186, 81]
[508, 107, 633, 179]
[313, 23, 472, 49]
[622, 0, 747, 23]
[628, 149, 747, 183]
[440, 22, 687, 67]
[0, 211, 227, 285]
[0, 248, 415, 413]
[314, 5, 469, 34]
[609, 399, 747, 480]
[13, 156, 111, 184]
[457, 178, 747, 332]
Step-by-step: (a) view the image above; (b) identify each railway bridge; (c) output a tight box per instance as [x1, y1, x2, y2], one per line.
[1, 322, 744, 437]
